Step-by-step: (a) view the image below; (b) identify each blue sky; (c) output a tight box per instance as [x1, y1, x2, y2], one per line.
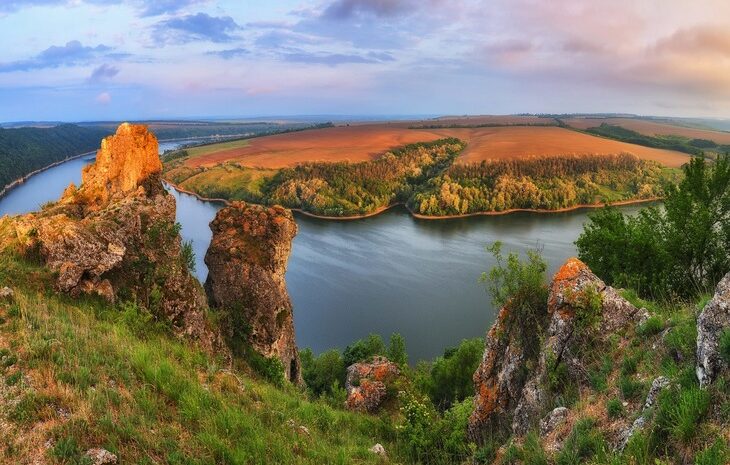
[1, 0, 730, 122]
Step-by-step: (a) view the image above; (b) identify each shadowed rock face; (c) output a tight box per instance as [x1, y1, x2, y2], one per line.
[469, 257, 646, 443]
[1, 123, 220, 352]
[204, 201, 302, 384]
[697, 272, 730, 387]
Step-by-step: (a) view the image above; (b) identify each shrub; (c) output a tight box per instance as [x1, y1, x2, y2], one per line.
[396, 390, 436, 459]
[606, 398, 625, 419]
[300, 348, 346, 398]
[424, 338, 483, 410]
[181, 240, 196, 273]
[342, 334, 386, 367]
[387, 332, 408, 367]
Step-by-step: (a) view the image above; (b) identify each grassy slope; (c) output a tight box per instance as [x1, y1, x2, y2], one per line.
[0, 253, 394, 465]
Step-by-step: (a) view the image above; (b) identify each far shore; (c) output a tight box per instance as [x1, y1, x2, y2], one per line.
[164, 181, 661, 220]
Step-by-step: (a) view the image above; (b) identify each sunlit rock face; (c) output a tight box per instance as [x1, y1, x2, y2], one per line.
[204, 201, 302, 384]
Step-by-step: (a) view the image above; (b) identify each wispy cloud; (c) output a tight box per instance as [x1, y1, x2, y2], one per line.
[0, 0, 206, 17]
[206, 47, 249, 59]
[0, 41, 115, 72]
[281, 50, 394, 66]
[152, 12, 241, 45]
[88, 63, 120, 82]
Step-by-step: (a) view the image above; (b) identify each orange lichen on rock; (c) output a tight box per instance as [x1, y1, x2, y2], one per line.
[345, 356, 400, 413]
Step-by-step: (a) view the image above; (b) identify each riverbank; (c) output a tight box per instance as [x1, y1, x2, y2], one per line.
[165, 181, 662, 220]
[0, 151, 95, 201]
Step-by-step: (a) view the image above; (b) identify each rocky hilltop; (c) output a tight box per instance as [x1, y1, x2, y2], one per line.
[204, 201, 302, 384]
[0, 123, 218, 351]
[469, 258, 648, 446]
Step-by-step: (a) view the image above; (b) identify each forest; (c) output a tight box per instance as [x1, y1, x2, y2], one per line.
[408, 154, 678, 216]
[0, 124, 110, 191]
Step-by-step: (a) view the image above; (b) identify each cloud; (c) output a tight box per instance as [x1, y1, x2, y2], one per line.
[652, 25, 730, 56]
[95, 91, 111, 104]
[152, 12, 241, 45]
[0, 0, 205, 16]
[88, 63, 119, 82]
[206, 47, 249, 59]
[0, 40, 115, 72]
[321, 0, 416, 19]
[281, 50, 392, 66]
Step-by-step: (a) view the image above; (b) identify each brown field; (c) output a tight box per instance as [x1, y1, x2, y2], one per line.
[564, 117, 730, 144]
[183, 123, 690, 170]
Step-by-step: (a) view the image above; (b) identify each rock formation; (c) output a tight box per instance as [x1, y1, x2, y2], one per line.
[1, 123, 219, 352]
[345, 356, 400, 412]
[696, 272, 730, 387]
[204, 201, 302, 384]
[469, 257, 646, 442]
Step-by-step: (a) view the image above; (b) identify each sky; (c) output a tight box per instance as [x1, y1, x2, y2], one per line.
[1, 0, 730, 122]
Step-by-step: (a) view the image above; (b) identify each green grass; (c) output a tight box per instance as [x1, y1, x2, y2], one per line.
[0, 257, 395, 464]
[186, 139, 251, 159]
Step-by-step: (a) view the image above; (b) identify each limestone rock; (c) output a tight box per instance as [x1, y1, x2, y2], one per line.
[696, 272, 730, 387]
[369, 443, 387, 457]
[617, 376, 670, 450]
[345, 356, 400, 413]
[539, 407, 569, 437]
[204, 201, 301, 383]
[468, 306, 537, 442]
[469, 258, 645, 442]
[512, 258, 643, 435]
[74, 122, 162, 207]
[0, 286, 13, 301]
[2, 124, 221, 354]
[85, 448, 117, 465]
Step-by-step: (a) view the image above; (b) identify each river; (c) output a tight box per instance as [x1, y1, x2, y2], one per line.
[0, 146, 645, 361]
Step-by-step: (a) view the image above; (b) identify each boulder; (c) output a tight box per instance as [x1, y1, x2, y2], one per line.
[0, 286, 13, 301]
[539, 406, 569, 437]
[345, 356, 400, 413]
[696, 272, 730, 387]
[369, 443, 387, 457]
[617, 376, 670, 450]
[204, 201, 301, 383]
[85, 448, 117, 465]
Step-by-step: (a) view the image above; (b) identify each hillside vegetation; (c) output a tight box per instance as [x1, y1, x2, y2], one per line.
[165, 139, 680, 217]
[0, 124, 110, 190]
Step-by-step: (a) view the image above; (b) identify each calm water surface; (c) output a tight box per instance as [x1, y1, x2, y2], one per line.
[0, 148, 645, 361]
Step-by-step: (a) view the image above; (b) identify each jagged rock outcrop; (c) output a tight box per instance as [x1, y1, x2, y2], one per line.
[469, 258, 646, 442]
[1, 123, 220, 352]
[345, 356, 400, 412]
[204, 201, 302, 384]
[696, 272, 730, 387]
[617, 376, 670, 450]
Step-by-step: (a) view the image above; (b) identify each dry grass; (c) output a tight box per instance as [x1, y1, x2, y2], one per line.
[564, 117, 730, 144]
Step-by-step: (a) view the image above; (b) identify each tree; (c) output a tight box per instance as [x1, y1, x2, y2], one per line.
[388, 333, 408, 367]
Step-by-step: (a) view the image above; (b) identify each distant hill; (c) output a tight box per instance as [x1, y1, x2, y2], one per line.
[0, 124, 110, 192]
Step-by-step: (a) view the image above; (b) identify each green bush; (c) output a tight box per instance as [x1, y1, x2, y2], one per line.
[387, 332, 408, 367]
[423, 338, 483, 410]
[606, 398, 625, 419]
[342, 333, 386, 367]
[577, 155, 730, 299]
[300, 348, 346, 398]
[181, 240, 196, 273]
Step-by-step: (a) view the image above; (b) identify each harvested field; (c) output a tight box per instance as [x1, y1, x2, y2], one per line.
[411, 115, 556, 127]
[183, 124, 444, 168]
[431, 126, 690, 167]
[564, 117, 730, 144]
[180, 122, 690, 170]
